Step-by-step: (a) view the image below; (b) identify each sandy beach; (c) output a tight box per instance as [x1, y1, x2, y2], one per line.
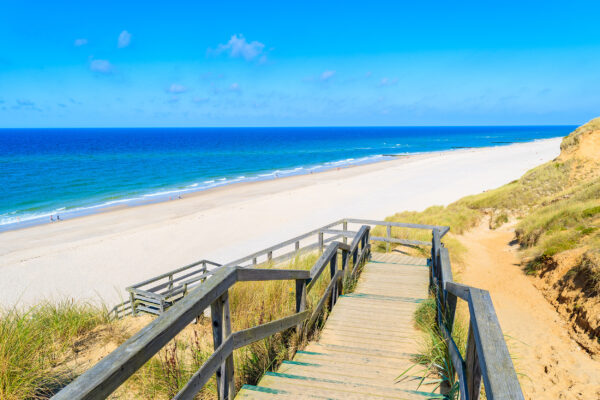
[0, 138, 562, 308]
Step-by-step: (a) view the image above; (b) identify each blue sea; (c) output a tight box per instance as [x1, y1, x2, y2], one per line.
[0, 126, 574, 231]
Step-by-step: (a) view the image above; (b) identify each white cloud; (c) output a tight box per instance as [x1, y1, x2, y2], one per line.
[74, 38, 88, 47]
[167, 84, 187, 94]
[90, 59, 113, 74]
[230, 82, 240, 91]
[118, 30, 131, 48]
[214, 34, 265, 61]
[321, 70, 336, 81]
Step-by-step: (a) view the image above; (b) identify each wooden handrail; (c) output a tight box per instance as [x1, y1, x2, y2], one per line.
[345, 218, 450, 237]
[432, 229, 524, 400]
[53, 224, 372, 400]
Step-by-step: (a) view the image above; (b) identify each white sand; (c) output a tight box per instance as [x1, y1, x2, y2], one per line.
[0, 138, 561, 307]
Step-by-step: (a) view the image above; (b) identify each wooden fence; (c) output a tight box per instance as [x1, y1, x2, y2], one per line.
[53, 218, 523, 400]
[53, 224, 372, 400]
[125, 218, 445, 317]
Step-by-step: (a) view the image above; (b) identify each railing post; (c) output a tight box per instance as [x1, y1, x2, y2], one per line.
[343, 220, 348, 244]
[168, 274, 174, 292]
[386, 225, 391, 253]
[466, 322, 482, 400]
[295, 240, 300, 252]
[329, 252, 338, 309]
[252, 257, 257, 265]
[211, 291, 234, 400]
[295, 279, 307, 333]
[267, 251, 273, 263]
[129, 291, 136, 317]
[222, 292, 235, 399]
[319, 231, 324, 253]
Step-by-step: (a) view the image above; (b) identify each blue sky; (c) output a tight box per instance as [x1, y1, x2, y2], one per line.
[1, 1, 599, 127]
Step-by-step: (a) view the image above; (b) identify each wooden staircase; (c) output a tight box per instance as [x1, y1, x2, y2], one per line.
[237, 252, 442, 400]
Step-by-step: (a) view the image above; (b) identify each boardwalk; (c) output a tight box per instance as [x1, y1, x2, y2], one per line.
[54, 220, 522, 400]
[237, 251, 440, 399]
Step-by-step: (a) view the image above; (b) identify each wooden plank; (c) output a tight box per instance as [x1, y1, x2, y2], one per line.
[135, 305, 161, 315]
[345, 218, 447, 232]
[221, 220, 344, 269]
[295, 279, 307, 332]
[222, 292, 234, 400]
[445, 281, 470, 301]
[236, 268, 310, 282]
[129, 259, 215, 289]
[232, 310, 310, 349]
[386, 225, 391, 252]
[466, 322, 482, 400]
[134, 295, 162, 306]
[307, 243, 338, 290]
[307, 271, 342, 329]
[467, 288, 524, 400]
[174, 336, 234, 400]
[439, 247, 453, 289]
[52, 267, 237, 400]
[439, 322, 468, 400]
[128, 287, 164, 301]
[370, 236, 430, 246]
[211, 293, 225, 400]
[349, 225, 369, 253]
[145, 267, 208, 293]
[320, 229, 358, 237]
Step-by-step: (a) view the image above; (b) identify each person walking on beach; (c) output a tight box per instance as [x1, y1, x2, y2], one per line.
[56, 215, 61, 221]
[50, 215, 54, 222]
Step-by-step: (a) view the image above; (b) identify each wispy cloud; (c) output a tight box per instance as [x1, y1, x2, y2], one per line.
[212, 34, 265, 61]
[17, 99, 35, 107]
[118, 30, 131, 48]
[74, 38, 88, 47]
[379, 77, 398, 87]
[230, 82, 241, 92]
[13, 99, 41, 111]
[167, 84, 187, 94]
[90, 59, 113, 74]
[321, 70, 336, 81]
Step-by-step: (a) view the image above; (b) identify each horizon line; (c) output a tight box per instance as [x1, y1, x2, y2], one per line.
[0, 123, 580, 130]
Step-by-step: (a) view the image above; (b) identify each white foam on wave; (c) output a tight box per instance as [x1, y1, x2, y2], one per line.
[1, 153, 391, 229]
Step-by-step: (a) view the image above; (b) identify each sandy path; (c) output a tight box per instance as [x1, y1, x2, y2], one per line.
[0, 139, 560, 308]
[458, 222, 600, 400]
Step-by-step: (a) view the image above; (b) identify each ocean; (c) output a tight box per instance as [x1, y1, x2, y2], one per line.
[0, 126, 574, 230]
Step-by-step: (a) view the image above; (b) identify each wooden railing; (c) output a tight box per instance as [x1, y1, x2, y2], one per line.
[53, 218, 523, 399]
[125, 218, 447, 316]
[52, 224, 372, 400]
[431, 229, 524, 400]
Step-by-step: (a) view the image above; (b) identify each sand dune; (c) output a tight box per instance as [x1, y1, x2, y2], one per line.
[0, 138, 561, 307]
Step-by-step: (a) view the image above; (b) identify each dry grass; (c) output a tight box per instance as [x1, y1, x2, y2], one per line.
[0, 300, 112, 400]
[112, 252, 336, 399]
[0, 251, 342, 400]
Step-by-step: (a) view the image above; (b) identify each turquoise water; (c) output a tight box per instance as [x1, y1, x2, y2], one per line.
[0, 126, 573, 230]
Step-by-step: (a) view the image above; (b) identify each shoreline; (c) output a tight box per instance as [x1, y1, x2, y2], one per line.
[0, 137, 560, 233]
[0, 137, 563, 307]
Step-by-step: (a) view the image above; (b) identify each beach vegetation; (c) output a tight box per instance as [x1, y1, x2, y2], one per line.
[0, 251, 346, 399]
[398, 295, 467, 399]
[0, 300, 111, 400]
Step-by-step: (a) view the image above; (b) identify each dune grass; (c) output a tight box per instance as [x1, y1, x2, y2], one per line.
[0, 300, 111, 400]
[114, 252, 341, 399]
[399, 295, 467, 399]
[0, 251, 345, 400]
